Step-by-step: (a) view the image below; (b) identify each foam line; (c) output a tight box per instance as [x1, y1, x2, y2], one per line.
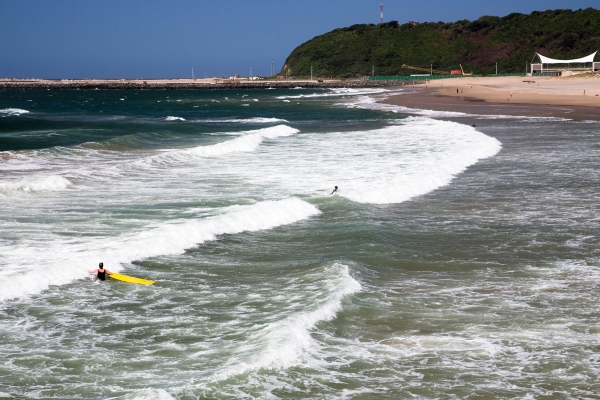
[124, 389, 177, 400]
[335, 119, 502, 204]
[350, 93, 572, 121]
[0, 198, 320, 302]
[243, 118, 501, 205]
[154, 124, 298, 161]
[0, 175, 72, 196]
[0, 108, 30, 116]
[199, 117, 289, 124]
[208, 263, 361, 381]
[276, 88, 388, 100]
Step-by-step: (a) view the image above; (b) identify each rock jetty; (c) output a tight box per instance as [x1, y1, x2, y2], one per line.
[0, 79, 421, 90]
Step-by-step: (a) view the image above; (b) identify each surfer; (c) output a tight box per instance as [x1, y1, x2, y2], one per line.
[88, 262, 112, 281]
[330, 185, 338, 195]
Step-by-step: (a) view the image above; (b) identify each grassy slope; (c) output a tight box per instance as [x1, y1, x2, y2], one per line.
[282, 8, 600, 77]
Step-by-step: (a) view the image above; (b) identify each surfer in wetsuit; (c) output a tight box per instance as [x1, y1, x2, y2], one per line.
[330, 186, 338, 195]
[88, 262, 112, 281]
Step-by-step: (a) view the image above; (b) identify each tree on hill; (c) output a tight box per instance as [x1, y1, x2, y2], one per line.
[281, 8, 600, 77]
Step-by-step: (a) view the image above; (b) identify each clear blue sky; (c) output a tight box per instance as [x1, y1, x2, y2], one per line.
[1, 0, 596, 79]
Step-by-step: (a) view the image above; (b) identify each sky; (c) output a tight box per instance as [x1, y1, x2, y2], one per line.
[1, 0, 596, 79]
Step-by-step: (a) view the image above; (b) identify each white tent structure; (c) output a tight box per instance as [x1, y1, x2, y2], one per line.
[537, 51, 597, 64]
[531, 51, 600, 75]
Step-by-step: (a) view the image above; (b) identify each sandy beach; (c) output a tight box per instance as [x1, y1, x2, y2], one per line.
[382, 74, 600, 119]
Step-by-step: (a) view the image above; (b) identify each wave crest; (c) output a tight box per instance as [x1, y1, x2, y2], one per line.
[152, 125, 298, 162]
[208, 263, 360, 381]
[0, 198, 320, 302]
[0, 175, 72, 195]
[0, 108, 30, 116]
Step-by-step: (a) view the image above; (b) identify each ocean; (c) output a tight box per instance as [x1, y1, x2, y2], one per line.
[1, 87, 599, 399]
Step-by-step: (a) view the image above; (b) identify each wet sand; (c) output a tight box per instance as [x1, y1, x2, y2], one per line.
[382, 75, 600, 120]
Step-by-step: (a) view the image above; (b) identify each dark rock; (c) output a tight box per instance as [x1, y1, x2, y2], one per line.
[0, 80, 422, 90]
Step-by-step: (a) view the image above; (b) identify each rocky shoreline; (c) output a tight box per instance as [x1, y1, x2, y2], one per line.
[0, 79, 420, 90]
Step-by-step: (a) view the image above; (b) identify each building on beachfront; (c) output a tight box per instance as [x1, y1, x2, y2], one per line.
[530, 52, 600, 76]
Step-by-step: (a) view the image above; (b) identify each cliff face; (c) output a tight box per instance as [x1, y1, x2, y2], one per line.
[282, 8, 600, 77]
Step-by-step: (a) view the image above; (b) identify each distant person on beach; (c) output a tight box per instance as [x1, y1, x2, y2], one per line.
[330, 186, 338, 195]
[88, 262, 112, 281]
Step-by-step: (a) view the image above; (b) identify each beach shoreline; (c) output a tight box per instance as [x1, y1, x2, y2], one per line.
[380, 75, 600, 120]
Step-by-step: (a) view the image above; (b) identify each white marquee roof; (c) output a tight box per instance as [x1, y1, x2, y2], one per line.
[537, 51, 597, 64]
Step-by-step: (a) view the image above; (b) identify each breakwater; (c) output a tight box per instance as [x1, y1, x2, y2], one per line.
[0, 79, 419, 90]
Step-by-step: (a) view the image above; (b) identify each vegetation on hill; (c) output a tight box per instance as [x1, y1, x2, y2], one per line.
[281, 8, 600, 77]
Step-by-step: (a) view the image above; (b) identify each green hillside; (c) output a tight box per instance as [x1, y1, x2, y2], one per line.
[281, 8, 600, 77]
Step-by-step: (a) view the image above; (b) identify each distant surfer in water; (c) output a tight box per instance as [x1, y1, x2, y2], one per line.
[330, 186, 338, 195]
[88, 262, 112, 281]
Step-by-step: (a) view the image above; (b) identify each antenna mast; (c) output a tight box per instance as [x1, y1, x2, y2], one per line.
[380, 4, 383, 24]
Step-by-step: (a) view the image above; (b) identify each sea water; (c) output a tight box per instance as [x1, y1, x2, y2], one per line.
[1, 88, 599, 399]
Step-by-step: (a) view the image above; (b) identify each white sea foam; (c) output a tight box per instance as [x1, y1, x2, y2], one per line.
[153, 124, 298, 160]
[345, 95, 472, 117]
[0, 108, 30, 116]
[349, 93, 573, 121]
[114, 198, 320, 262]
[209, 263, 360, 381]
[276, 87, 389, 100]
[236, 118, 501, 204]
[202, 117, 288, 124]
[0, 175, 72, 195]
[133, 118, 501, 205]
[383, 334, 503, 357]
[0, 198, 320, 302]
[165, 116, 186, 121]
[123, 389, 176, 400]
[473, 114, 571, 121]
[180, 117, 289, 124]
[338, 119, 501, 203]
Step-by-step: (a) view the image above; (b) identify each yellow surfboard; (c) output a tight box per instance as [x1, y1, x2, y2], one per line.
[109, 273, 155, 285]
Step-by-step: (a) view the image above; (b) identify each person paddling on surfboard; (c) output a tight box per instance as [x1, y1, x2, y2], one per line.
[330, 185, 338, 195]
[88, 262, 112, 281]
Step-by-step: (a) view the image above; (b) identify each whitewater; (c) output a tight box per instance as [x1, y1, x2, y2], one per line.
[2, 87, 599, 399]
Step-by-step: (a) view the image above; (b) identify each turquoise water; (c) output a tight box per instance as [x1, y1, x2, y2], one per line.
[1, 88, 599, 399]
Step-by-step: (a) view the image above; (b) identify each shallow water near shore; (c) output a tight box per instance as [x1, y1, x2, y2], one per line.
[1, 88, 600, 399]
